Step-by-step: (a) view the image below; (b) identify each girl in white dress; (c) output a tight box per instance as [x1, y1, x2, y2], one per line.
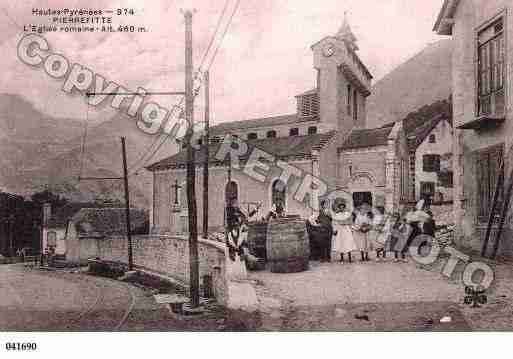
[332, 201, 358, 263]
[352, 204, 372, 261]
[369, 207, 386, 261]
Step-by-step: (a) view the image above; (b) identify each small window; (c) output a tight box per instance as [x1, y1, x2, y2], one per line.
[347, 84, 352, 115]
[289, 128, 299, 137]
[197, 138, 203, 146]
[439, 170, 454, 188]
[353, 89, 358, 122]
[211, 136, 221, 144]
[423, 154, 441, 173]
[267, 130, 277, 138]
[428, 134, 436, 143]
[247, 133, 258, 140]
[308, 126, 317, 135]
[477, 17, 505, 116]
[47, 231, 57, 247]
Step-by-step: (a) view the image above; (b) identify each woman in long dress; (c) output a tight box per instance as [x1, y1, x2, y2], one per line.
[352, 204, 372, 261]
[332, 201, 358, 263]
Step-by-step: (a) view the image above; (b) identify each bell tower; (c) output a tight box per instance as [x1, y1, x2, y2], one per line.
[311, 13, 373, 135]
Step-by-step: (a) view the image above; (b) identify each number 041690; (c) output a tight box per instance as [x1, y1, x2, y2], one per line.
[5, 342, 37, 351]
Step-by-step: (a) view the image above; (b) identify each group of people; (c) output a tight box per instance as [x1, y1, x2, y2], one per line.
[308, 198, 436, 264]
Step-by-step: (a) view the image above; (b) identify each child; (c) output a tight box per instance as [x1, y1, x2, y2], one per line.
[369, 207, 386, 261]
[331, 200, 357, 263]
[352, 204, 372, 261]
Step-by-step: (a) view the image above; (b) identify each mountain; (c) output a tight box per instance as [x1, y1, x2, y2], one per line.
[366, 39, 453, 128]
[0, 93, 177, 208]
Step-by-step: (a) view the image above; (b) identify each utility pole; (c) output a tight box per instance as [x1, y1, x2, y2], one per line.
[121, 137, 134, 271]
[203, 71, 210, 239]
[78, 131, 133, 270]
[184, 9, 200, 308]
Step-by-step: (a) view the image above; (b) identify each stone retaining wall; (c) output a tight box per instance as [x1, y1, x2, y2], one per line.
[97, 235, 228, 306]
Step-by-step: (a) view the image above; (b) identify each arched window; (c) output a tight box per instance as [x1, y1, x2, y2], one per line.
[271, 179, 287, 210]
[47, 231, 57, 247]
[289, 128, 299, 137]
[308, 126, 317, 135]
[247, 133, 258, 140]
[266, 130, 277, 138]
[179, 182, 187, 208]
[353, 89, 358, 122]
[225, 181, 239, 206]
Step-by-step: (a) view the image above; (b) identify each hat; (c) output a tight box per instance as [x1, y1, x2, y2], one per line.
[406, 210, 431, 222]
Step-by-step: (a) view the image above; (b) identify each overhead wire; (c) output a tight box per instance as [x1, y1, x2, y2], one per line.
[129, 0, 241, 176]
[127, 0, 232, 175]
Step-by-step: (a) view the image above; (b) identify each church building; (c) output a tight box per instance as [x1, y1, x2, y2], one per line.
[147, 17, 410, 234]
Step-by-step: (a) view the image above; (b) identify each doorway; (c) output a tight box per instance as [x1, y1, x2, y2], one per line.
[353, 192, 373, 209]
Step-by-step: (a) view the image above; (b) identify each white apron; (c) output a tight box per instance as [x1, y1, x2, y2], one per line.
[332, 212, 358, 253]
[225, 228, 248, 280]
[352, 212, 371, 251]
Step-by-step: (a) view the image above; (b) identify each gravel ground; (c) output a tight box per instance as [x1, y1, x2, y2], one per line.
[249, 257, 475, 331]
[0, 264, 257, 331]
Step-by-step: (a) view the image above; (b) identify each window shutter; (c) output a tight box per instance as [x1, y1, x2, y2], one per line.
[434, 155, 441, 173]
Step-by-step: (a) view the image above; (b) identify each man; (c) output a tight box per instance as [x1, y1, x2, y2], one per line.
[400, 200, 432, 262]
[266, 200, 285, 221]
[317, 199, 334, 262]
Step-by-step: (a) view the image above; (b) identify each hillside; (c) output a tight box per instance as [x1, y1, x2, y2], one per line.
[0, 93, 177, 208]
[366, 39, 453, 128]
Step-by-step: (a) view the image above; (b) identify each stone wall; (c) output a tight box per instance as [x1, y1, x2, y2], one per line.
[97, 234, 228, 306]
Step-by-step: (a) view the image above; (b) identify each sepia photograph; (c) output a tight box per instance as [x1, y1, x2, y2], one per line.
[0, 0, 512, 356]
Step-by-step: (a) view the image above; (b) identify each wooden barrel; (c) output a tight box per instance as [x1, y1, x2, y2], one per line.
[247, 221, 268, 260]
[266, 217, 310, 273]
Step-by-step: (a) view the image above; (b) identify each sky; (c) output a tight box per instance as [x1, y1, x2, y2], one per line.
[0, 0, 446, 127]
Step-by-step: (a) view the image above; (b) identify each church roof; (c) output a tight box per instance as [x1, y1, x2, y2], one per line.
[338, 127, 393, 152]
[295, 88, 318, 97]
[209, 114, 316, 135]
[146, 131, 337, 171]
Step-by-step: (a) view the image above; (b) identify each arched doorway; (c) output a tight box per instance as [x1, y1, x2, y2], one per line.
[271, 179, 287, 211]
[349, 173, 374, 209]
[225, 181, 239, 206]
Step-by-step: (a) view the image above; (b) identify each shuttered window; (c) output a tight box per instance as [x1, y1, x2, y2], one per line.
[422, 154, 441, 173]
[420, 182, 435, 198]
[297, 93, 319, 118]
[476, 145, 504, 222]
[353, 89, 358, 122]
[478, 18, 505, 116]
